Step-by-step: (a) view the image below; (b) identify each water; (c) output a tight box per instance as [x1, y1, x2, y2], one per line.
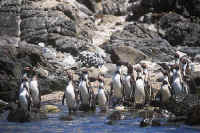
[0, 104, 200, 133]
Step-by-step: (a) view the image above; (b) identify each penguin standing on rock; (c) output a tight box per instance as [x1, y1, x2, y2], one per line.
[78, 71, 96, 111]
[62, 71, 77, 114]
[18, 74, 32, 112]
[135, 67, 145, 106]
[160, 71, 172, 104]
[123, 64, 136, 105]
[171, 65, 184, 97]
[111, 64, 124, 106]
[29, 75, 41, 109]
[97, 75, 109, 112]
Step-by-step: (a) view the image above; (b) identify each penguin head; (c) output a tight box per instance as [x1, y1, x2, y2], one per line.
[32, 75, 38, 81]
[82, 71, 88, 80]
[116, 64, 121, 74]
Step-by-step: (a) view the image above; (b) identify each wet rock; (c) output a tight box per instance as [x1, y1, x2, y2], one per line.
[186, 105, 200, 125]
[60, 115, 74, 121]
[107, 111, 122, 120]
[151, 119, 161, 126]
[140, 118, 151, 127]
[7, 107, 48, 122]
[41, 105, 60, 113]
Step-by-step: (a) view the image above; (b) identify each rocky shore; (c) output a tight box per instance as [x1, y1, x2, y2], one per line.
[0, 0, 200, 126]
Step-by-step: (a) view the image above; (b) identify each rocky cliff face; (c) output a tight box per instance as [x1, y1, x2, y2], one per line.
[0, 0, 200, 102]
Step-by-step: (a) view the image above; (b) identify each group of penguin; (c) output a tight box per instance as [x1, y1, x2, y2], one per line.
[18, 67, 40, 112]
[62, 52, 192, 114]
[61, 62, 151, 114]
[17, 51, 191, 114]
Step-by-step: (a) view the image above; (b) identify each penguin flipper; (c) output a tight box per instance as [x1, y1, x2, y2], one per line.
[62, 93, 65, 105]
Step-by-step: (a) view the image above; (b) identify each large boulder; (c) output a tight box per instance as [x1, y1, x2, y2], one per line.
[110, 46, 148, 65]
[159, 13, 200, 47]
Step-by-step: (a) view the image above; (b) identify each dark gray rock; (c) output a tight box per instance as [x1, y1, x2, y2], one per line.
[77, 0, 99, 13]
[102, 0, 129, 16]
[159, 13, 200, 47]
[127, 0, 200, 20]
[7, 108, 48, 122]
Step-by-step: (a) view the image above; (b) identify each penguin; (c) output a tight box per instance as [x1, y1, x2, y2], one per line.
[171, 65, 184, 96]
[29, 75, 40, 109]
[79, 71, 90, 106]
[135, 67, 145, 105]
[18, 76, 32, 112]
[123, 64, 135, 102]
[63, 72, 77, 114]
[141, 63, 151, 103]
[78, 71, 96, 111]
[174, 53, 180, 65]
[97, 77, 109, 112]
[111, 64, 124, 106]
[160, 72, 171, 104]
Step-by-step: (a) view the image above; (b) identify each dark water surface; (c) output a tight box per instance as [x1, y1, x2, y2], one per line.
[0, 104, 200, 133]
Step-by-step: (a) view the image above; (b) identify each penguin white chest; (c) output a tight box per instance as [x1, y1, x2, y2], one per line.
[65, 82, 76, 108]
[172, 76, 183, 94]
[135, 79, 145, 104]
[161, 85, 171, 103]
[79, 81, 90, 104]
[98, 89, 107, 106]
[124, 75, 132, 97]
[19, 83, 29, 110]
[112, 74, 122, 98]
[30, 80, 39, 104]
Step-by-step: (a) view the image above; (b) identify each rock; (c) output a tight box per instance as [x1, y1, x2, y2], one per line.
[107, 111, 123, 120]
[189, 0, 200, 17]
[140, 118, 151, 127]
[102, 0, 129, 16]
[110, 46, 148, 65]
[159, 13, 200, 47]
[41, 105, 60, 113]
[60, 115, 74, 121]
[151, 119, 161, 126]
[77, 0, 99, 13]
[186, 105, 200, 125]
[115, 105, 126, 111]
[101, 23, 175, 62]
[127, 0, 200, 20]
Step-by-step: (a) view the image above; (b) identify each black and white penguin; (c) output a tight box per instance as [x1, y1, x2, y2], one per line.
[135, 67, 145, 105]
[79, 71, 90, 106]
[160, 72, 171, 103]
[29, 75, 40, 109]
[123, 64, 135, 101]
[111, 64, 124, 106]
[63, 72, 77, 114]
[97, 76, 109, 112]
[18, 75, 32, 111]
[171, 65, 184, 96]
[78, 71, 96, 111]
